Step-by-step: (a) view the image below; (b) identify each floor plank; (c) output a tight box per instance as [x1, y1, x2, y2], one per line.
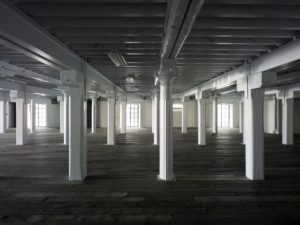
[0, 127, 299, 225]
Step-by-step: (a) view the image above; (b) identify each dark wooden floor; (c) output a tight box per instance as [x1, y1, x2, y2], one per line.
[0, 128, 300, 225]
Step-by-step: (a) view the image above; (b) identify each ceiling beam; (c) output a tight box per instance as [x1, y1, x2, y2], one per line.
[160, 0, 205, 58]
[17, 3, 166, 18]
[0, 1, 126, 94]
[0, 60, 60, 85]
[194, 18, 300, 30]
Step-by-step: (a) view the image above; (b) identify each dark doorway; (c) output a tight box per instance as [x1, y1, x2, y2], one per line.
[87, 99, 92, 129]
[9, 102, 16, 128]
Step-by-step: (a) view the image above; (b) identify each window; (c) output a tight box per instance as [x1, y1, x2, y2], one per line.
[173, 103, 182, 112]
[217, 103, 232, 128]
[126, 103, 140, 127]
[35, 104, 47, 127]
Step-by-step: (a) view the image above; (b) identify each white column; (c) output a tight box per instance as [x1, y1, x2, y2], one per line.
[152, 96, 155, 133]
[107, 96, 115, 145]
[158, 73, 175, 181]
[181, 97, 188, 134]
[6, 101, 10, 130]
[91, 96, 97, 134]
[244, 88, 264, 180]
[0, 100, 6, 133]
[212, 97, 217, 133]
[239, 100, 243, 134]
[63, 91, 69, 145]
[282, 98, 293, 145]
[153, 90, 159, 145]
[68, 87, 87, 181]
[11, 90, 28, 145]
[197, 97, 206, 145]
[120, 100, 126, 134]
[57, 96, 64, 134]
[30, 98, 36, 133]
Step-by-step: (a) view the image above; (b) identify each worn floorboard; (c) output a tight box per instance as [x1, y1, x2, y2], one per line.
[0, 127, 300, 225]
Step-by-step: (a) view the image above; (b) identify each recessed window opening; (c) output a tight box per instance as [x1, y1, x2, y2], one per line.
[217, 103, 233, 128]
[35, 104, 47, 127]
[126, 103, 140, 128]
[173, 103, 182, 112]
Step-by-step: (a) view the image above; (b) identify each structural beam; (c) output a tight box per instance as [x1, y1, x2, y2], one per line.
[160, 0, 205, 58]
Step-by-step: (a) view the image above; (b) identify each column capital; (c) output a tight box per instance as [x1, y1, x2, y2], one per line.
[57, 96, 64, 102]
[157, 59, 177, 84]
[60, 70, 84, 88]
[181, 96, 189, 102]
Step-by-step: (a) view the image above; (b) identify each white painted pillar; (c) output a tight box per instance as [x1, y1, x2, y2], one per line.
[212, 97, 218, 133]
[153, 90, 159, 145]
[63, 91, 69, 145]
[244, 88, 264, 180]
[0, 100, 7, 133]
[120, 100, 126, 134]
[197, 97, 206, 145]
[30, 98, 36, 133]
[68, 87, 87, 181]
[6, 101, 9, 130]
[91, 96, 97, 134]
[151, 96, 155, 133]
[181, 97, 188, 134]
[16, 98, 27, 145]
[57, 96, 64, 134]
[107, 96, 116, 145]
[239, 100, 243, 134]
[282, 98, 293, 145]
[158, 73, 175, 181]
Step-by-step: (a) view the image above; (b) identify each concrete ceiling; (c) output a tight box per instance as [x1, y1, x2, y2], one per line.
[5, 0, 300, 94]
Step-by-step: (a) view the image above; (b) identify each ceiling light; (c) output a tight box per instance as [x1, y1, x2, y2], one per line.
[126, 74, 135, 83]
[154, 77, 159, 86]
[108, 49, 127, 68]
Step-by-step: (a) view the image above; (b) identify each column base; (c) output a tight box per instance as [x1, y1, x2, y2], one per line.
[157, 174, 176, 182]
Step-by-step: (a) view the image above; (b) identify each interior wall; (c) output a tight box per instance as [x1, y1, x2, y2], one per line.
[97, 96, 242, 130]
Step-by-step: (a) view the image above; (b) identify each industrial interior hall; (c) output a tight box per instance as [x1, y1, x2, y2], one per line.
[0, 0, 300, 224]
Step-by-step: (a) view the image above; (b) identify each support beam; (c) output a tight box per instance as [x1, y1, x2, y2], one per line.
[161, 0, 205, 58]
[57, 96, 64, 134]
[91, 95, 98, 134]
[244, 88, 264, 180]
[0, 1, 126, 95]
[197, 95, 206, 145]
[63, 91, 69, 145]
[181, 97, 188, 134]
[0, 99, 6, 133]
[68, 86, 87, 181]
[153, 90, 159, 145]
[212, 97, 218, 133]
[238, 98, 243, 134]
[61, 70, 87, 181]
[282, 98, 294, 145]
[107, 95, 116, 145]
[10, 90, 28, 145]
[30, 98, 36, 133]
[157, 59, 176, 181]
[120, 99, 126, 134]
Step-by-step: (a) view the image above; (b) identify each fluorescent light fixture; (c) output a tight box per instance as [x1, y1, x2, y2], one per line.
[154, 77, 159, 86]
[126, 74, 135, 83]
[108, 49, 127, 68]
